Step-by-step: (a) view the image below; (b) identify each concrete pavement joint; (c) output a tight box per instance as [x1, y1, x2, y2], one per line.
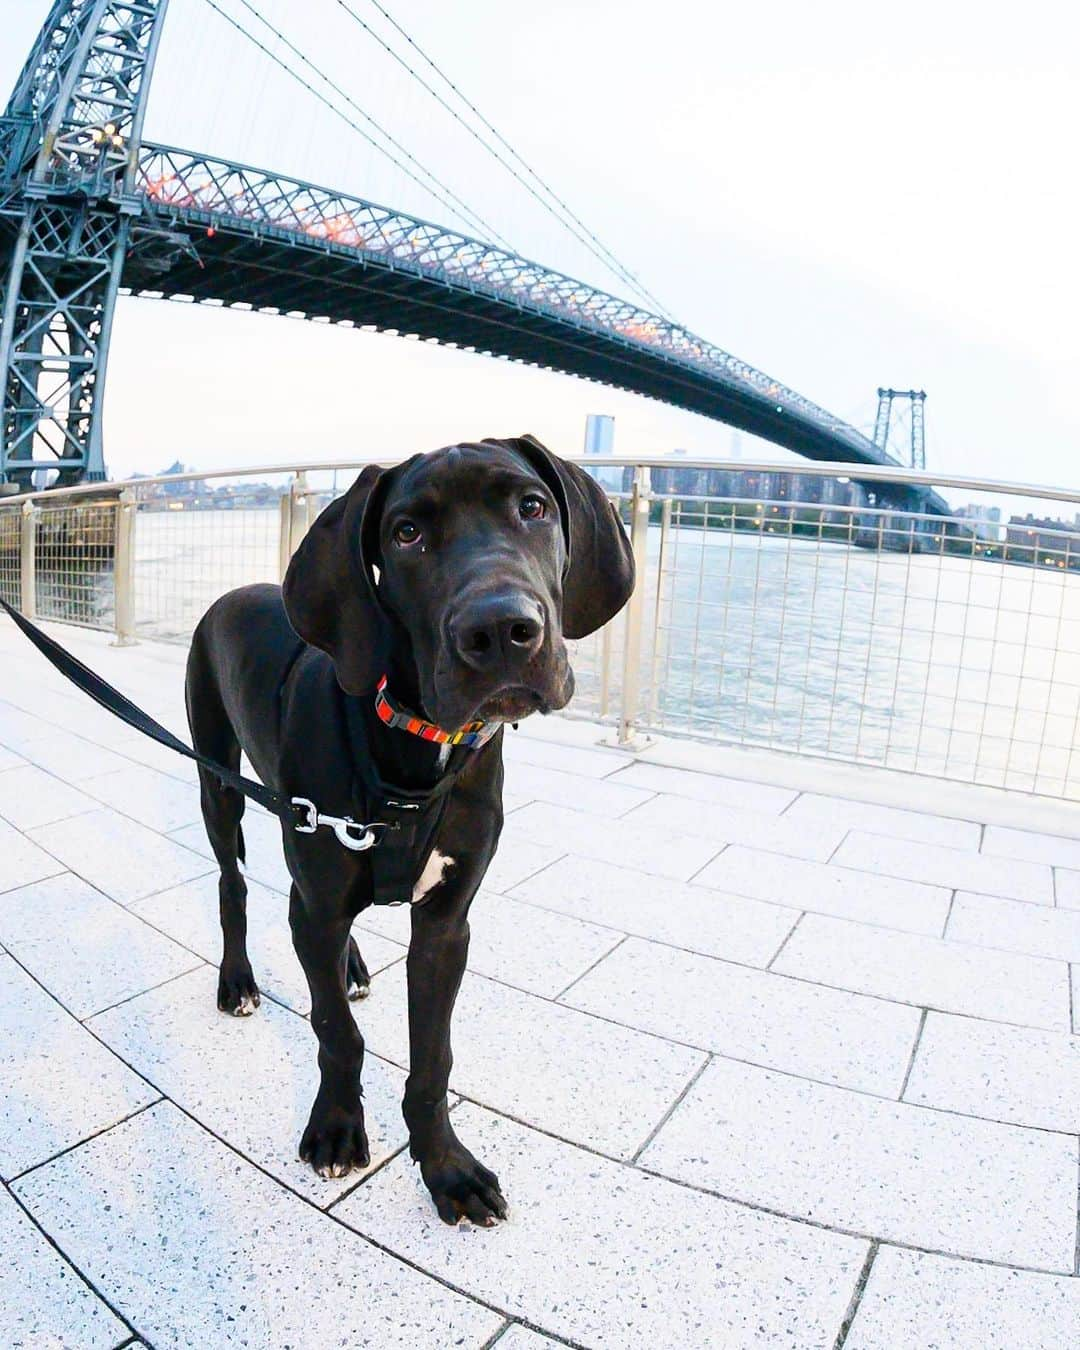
[831, 1240, 879, 1350]
[897, 1008, 929, 1101]
[3, 1177, 141, 1345]
[550, 932, 628, 1003]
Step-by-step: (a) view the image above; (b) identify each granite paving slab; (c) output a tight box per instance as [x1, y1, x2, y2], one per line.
[1053, 866, 1080, 910]
[619, 791, 846, 860]
[0, 816, 66, 896]
[88, 966, 412, 1204]
[13, 1102, 501, 1348]
[695, 845, 951, 934]
[845, 1246, 1080, 1350]
[0, 763, 99, 830]
[509, 853, 798, 965]
[17, 730, 135, 782]
[504, 801, 719, 880]
[982, 823, 1080, 870]
[0, 873, 202, 1019]
[502, 759, 653, 816]
[81, 764, 203, 833]
[833, 831, 1054, 904]
[639, 1056, 1077, 1270]
[779, 792, 983, 849]
[169, 809, 293, 895]
[0, 952, 157, 1180]
[606, 760, 797, 812]
[947, 888, 1080, 961]
[562, 936, 922, 1096]
[27, 808, 213, 906]
[338, 1101, 869, 1350]
[903, 1010, 1080, 1132]
[358, 961, 706, 1158]
[0, 1186, 128, 1350]
[359, 888, 622, 998]
[774, 913, 1072, 1030]
[502, 734, 632, 778]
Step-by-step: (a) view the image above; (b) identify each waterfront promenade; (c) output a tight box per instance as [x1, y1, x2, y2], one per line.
[1, 616, 1079, 1347]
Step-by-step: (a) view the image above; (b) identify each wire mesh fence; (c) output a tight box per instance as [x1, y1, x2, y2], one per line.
[129, 475, 292, 641]
[2, 458, 1079, 801]
[642, 495, 1080, 797]
[33, 497, 119, 629]
[0, 502, 19, 610]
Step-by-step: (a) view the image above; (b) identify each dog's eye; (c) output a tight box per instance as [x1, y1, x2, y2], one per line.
[520, 494, 546, 520]
[393, 521, 421, 546]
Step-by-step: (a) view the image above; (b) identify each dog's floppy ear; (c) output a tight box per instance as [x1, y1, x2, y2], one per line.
[495, 434, 635, 639]
[282, 464, 391, 695]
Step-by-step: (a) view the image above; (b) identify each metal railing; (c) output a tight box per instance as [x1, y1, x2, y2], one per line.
[2, 456, 1079, 800]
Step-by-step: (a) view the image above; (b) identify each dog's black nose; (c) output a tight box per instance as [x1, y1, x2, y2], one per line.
[452, 595, 544, 670]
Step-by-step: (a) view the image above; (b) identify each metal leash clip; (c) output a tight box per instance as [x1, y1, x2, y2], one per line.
[290, 798, 386, 851]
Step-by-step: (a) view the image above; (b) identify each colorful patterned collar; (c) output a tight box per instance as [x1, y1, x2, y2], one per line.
[374, 676, 499, 748]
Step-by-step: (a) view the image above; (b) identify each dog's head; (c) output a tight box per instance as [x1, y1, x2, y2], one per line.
[282, 435, 634, 729]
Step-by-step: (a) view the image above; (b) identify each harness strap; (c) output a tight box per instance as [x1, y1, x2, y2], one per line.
[345, 693, 476, 906]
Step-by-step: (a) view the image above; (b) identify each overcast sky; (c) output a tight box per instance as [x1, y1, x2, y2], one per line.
[5, 0, 1078, 488]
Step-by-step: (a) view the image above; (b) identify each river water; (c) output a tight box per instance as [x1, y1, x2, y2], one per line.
[51, 507, 1080, 798]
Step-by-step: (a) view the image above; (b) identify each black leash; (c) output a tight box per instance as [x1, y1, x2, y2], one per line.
[0, 597, 362, 843]
[0, 599, 494, 900]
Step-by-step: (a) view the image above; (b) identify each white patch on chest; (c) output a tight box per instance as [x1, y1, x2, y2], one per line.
[412, 848, 456, 904]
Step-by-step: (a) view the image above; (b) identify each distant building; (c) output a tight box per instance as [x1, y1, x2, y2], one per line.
[1005, 514, 1080, 569]
[954, 503, 1003, 542]
[627, 465, 860, 512]
[583, 414, 622, 492]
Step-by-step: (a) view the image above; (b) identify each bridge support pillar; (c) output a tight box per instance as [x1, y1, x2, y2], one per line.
[1, 0, 171, 487]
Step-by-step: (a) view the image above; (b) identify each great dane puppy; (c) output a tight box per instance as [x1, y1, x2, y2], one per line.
[185, 436, 633, 1225]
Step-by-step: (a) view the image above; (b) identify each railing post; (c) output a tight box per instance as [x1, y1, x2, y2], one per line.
[19, 499, 36, 620]
[618, 465, 651, 747]
[278, 471, 309, 580]
[111, 489, 137, 646]
[647, 495, 673, 726]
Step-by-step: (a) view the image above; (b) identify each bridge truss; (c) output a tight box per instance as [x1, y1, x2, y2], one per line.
[1, 0, 897, 487]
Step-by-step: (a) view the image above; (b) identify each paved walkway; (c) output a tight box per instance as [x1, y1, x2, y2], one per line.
[1, 618, 1079, 1348]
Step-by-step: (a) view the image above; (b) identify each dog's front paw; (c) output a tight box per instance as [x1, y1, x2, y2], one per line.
[299, 1102, 370, 1179]
[422, 1147, 508, 1227]
[217, 961, 260, 1016]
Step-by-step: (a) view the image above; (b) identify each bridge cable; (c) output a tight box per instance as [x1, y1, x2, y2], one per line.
[360, 0, 675, 319]
[231, 0, 513, 249]
[331, 0, 674, 318]
[199, 0, 513, 248]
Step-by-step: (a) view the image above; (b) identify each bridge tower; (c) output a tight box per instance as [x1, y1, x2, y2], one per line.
[872, 387, 927, 471]
[0, 0, 170, 488]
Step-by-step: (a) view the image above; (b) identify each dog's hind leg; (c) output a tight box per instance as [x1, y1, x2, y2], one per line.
[186, 638, 260, 1017]
[345, 933, 370, 1000]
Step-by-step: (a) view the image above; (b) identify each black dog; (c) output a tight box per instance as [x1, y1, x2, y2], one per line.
[185, 436, 633, 1224]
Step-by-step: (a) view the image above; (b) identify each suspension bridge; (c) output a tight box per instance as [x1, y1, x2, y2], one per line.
[1, 0, 923, 493]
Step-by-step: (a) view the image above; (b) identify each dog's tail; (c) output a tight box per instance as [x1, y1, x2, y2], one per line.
[237, 822, 247, 866]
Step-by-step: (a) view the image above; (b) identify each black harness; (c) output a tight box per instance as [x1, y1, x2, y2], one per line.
[0, 598, 482, 906]
[344, 694, 478, 906]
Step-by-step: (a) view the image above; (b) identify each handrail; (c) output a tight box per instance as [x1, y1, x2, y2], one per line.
[1, 456, 1078, 508]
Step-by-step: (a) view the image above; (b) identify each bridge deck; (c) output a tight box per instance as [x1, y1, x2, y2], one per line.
[1, 619, 1078, 1348]
[122, 145, 898, 468]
